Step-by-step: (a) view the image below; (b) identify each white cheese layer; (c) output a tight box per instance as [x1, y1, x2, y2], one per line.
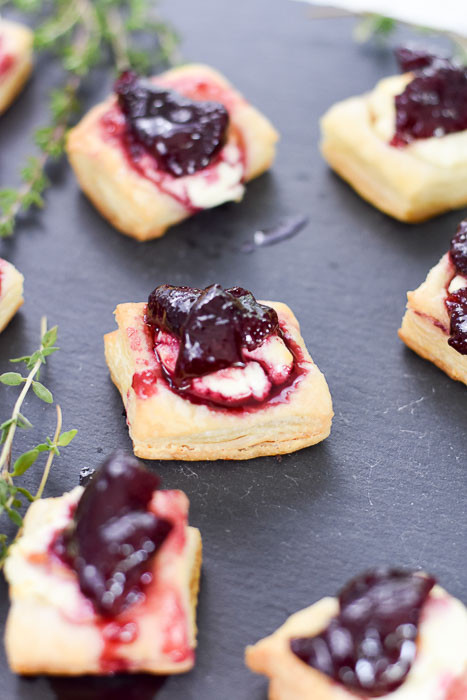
[4, 487, 93, 621]
[163, 143, 245, 209]
[448, 275, 467, 294]
[191, 361, 271, 402]
[156, 330, 293, 402]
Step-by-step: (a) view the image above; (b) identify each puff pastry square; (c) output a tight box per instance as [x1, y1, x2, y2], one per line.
[321, 73, 467, 222]
[4, 485, 202, 675]
[0, 258, 24, 332]
[67, 63, 278, 240]
[0, 19, 33, 114]
[104, 300, 333, 460]
[399, 253, 467, 385]
[246, 585, 467, 700]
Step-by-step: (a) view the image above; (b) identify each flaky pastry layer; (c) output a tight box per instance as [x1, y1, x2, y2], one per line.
[0, 258, 24, 333]
[0, 19, 33, 114]
[246, 587, 467, 700]
[5, 487, 202, 675]
[104, 300, 333, 460]
[320, 74, 467, 222]
[67, 63, 278, 240]
[398, 253, 467, 385]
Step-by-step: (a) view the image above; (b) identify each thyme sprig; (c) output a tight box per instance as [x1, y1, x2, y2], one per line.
[0, 0, 179, 237]
[0, 317, 77, 565]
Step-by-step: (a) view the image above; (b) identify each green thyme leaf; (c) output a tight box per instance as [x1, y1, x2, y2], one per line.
[9, 355, 31, 364]
[15, 487, 35, 503]
[32, 381, 53, 403]
[16, 412, 33, 430]
[42, 326, 58, 348]
[6, 508, 23, 528]
[57, 429, 78, 447]
[0, 372, 24, 386]
[12, 449, 40, 476]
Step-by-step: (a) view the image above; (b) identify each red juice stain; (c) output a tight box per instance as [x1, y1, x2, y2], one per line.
[161, 588, 193, 664]
[0, 36, 14, 80]
[132, 369, 160, 399]
[98, 619, 138, 673]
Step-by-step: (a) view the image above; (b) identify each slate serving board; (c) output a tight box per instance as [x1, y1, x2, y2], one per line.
[0, 0, 465, 698]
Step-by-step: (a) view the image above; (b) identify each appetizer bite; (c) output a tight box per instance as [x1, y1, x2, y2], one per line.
[246, 568, 467, 700]
[67, 64, 278, 240]
[0, 18, 33, 114]
[4, 451, 202, 675]
[321, 48, 467, 222]
[104, 284, 333, 460]
[0, 258, 24, 333]
[399, 219, 467, 384]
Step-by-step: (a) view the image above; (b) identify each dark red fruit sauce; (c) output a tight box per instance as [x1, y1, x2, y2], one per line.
[290, 568, 435, 697]
[147, 284, 279, 386]
[53, 451, 172, 618]
[447, 221, 467, 355]
[114, 71, 229, 177]
[450, 220, 467, 277]
[391, 48, 467, 147]
[446, 289, 467, 355]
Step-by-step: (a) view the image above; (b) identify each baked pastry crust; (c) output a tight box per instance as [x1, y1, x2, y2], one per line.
[399, 253, 467, 384]
[67, 63, 279, 240]
[104, 300, 333, 460]
[0, 258, 24, 333]
[4, 487, 202, 675]
[246, 586, 467, 700]
[0, 19, 33, 114]
[321, 74, 467, 223]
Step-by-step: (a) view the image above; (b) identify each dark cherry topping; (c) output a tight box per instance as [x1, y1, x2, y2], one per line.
[394, 46, 439, 73]
[446, 288, 467, 355]
[147, 284, 279, 386]
[450, 220, 467, 277]
[56, 451, 172, 618]
[446, 220, 467, 354]
[114, 71, 229, 177]
[391, 53, 467, 147]
[290, 568, 436, 697]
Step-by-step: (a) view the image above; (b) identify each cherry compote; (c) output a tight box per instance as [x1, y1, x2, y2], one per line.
[391, 48, 467, 147]
[446, 289, 467, 355]
[54, 451, 172, 617]
[114, 71, 229, 177]
[147, 284, 279, 386]
[446, 220, 467, 354]
[290, 569, 435, 697]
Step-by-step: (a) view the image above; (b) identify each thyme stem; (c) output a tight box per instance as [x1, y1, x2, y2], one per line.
[0, 316, 47, 479]
[35, 404, 62, 500]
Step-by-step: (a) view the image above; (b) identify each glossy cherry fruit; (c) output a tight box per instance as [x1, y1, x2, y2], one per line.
[115, 71, 229, 177]
[290, 568, 435, 697]
[147, 284, 279, 385]
[56, 452, 172, 618]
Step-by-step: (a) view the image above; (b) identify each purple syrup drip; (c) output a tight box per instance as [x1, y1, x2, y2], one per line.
[114, 71, 229, 177]
[56, 451, 172, 618]
[290, 569, 435, 697]
[241, 215, 309, 253]
[391, 55, 467, 147]
[147, 284, 279, 386]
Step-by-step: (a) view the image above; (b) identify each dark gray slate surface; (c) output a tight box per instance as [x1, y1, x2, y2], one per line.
[0, 0, 465, 698]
